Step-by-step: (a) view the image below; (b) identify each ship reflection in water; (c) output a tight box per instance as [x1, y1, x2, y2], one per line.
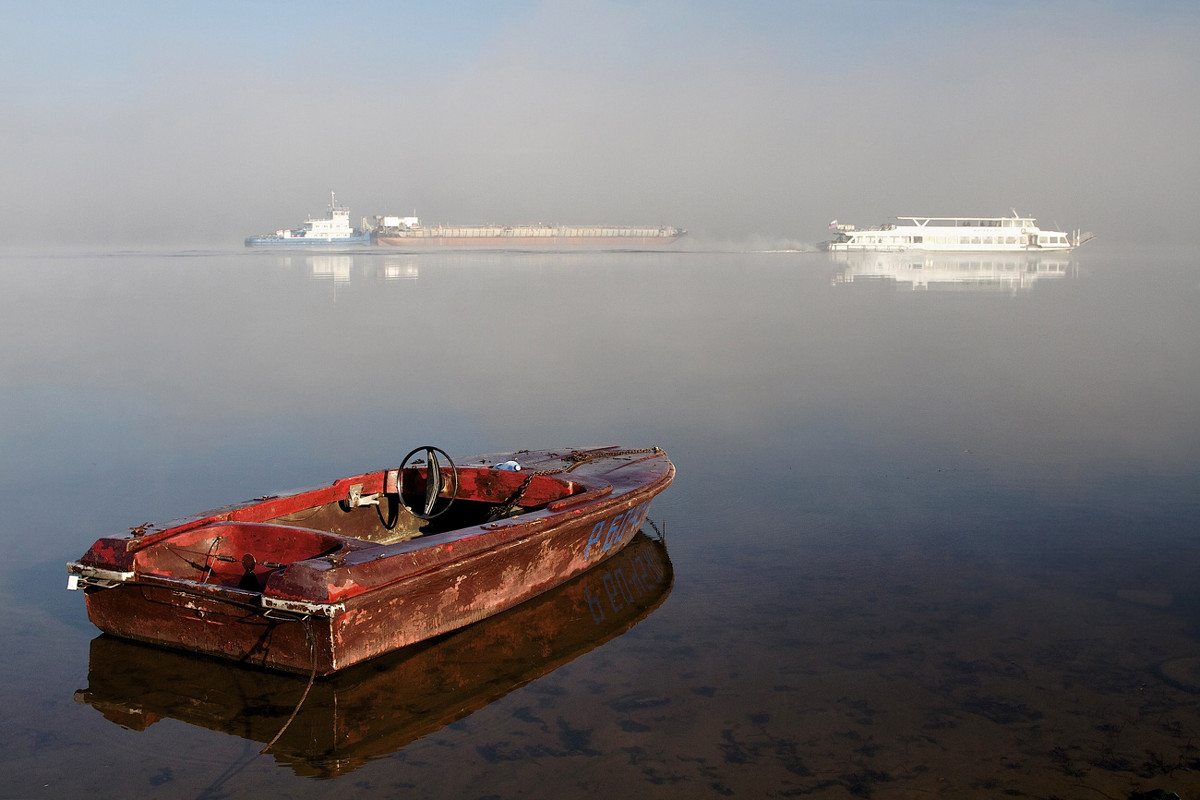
[309, 255, 420, 283]
[830, 251, 1077, 293]
[274, 255, 421, 285]
[74, 532, 673, 779]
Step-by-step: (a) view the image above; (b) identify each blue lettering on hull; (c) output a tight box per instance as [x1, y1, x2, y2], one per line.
[583, 502, 650, 561]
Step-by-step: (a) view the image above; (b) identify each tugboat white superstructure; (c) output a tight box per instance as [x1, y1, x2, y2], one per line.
[245, 191, 371, 247]
[825, 213, 1091, 253]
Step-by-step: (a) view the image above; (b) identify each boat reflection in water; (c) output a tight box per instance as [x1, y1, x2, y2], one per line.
[308, 255, 353, 285]
[830, 251, 1077, 293]
[272, 255, 421, 285]
[307, 256, 420, 289]
[75, 531, 672, 778]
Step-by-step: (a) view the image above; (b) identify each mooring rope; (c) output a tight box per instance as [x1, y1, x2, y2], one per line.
[260, 617, 318, 754]
[646, 517, 667, 547]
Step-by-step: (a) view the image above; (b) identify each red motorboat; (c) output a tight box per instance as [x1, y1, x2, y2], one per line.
[68, 446, 674, 676]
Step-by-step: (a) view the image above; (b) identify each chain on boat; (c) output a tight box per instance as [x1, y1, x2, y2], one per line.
[484, 447, 664, 521]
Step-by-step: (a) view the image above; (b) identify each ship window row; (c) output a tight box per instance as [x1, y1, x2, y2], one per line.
[913, 235, 1025, 245]
[935, 235, 1023, 245]
[852, 235, 1025, 245]
[954, 219, 1030, 227]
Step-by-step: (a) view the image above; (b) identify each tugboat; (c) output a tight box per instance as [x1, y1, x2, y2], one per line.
[245, 191, 371, 247]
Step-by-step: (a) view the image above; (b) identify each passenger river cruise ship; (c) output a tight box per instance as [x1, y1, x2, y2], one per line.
[825, 214, 1090, 252]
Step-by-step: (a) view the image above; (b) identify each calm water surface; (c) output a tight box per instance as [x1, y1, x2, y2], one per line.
[1, 245, 1198, 799]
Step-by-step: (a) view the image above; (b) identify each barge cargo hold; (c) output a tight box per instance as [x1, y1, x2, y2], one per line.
[371, 215, 685, 250]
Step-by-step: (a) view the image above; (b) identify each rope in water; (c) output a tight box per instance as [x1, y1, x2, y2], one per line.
[260, 617, 318, 754]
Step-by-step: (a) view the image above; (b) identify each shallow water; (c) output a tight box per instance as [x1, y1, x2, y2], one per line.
[1, 244, 1198, 798]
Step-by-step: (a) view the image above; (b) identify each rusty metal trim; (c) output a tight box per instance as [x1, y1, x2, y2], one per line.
[66, 561, 135, 586]
[546, 484, 613, 511]
[260, 595, 346, 618]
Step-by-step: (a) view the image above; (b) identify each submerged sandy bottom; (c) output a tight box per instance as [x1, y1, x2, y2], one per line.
[284, 537, 1200, 799]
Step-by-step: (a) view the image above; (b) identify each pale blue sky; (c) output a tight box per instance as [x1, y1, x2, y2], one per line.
[3, 0, 1198, 246]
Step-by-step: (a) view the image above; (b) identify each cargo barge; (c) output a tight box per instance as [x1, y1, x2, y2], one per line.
[371, 215, 685, 250]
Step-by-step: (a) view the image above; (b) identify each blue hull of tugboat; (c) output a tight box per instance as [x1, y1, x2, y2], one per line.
[245, 233, 372, 247]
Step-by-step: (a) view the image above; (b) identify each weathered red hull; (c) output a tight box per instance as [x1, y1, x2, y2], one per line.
[69, 447, 674, 675]
[77, 532, 673, 776]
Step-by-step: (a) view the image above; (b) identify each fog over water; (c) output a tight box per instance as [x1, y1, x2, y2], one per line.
[3, 1, 1199, 248]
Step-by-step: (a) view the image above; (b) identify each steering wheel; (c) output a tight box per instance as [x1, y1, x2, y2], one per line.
[397, 446, 458, 520]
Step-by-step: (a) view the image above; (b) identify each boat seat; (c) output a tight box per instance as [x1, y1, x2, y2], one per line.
[133, 522, 364, 588]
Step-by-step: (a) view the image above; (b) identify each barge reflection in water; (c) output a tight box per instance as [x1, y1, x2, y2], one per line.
[74, 532, 673, 778]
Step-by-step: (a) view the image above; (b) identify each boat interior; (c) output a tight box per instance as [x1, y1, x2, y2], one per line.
[127, 464, 592, 592]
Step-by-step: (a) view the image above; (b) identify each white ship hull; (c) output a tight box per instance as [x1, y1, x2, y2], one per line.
[825, 215, 1089, 253]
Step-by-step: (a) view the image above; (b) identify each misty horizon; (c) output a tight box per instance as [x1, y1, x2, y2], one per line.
[3, 1, 1198, 249]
